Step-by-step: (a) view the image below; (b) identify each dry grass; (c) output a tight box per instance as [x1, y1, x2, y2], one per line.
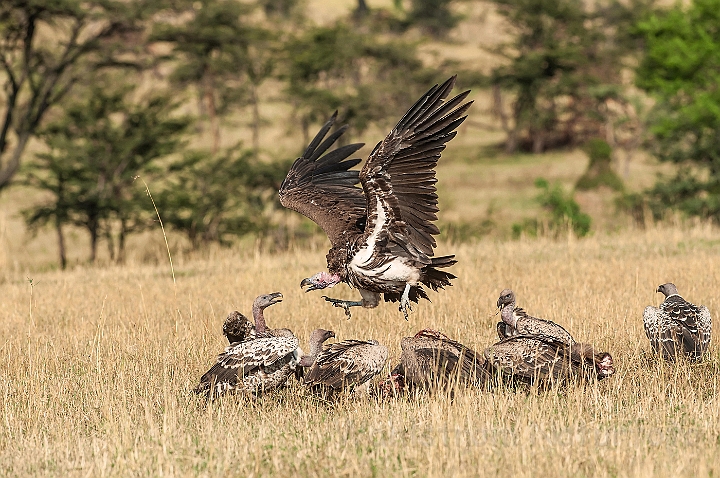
[2, 224, 720, 477]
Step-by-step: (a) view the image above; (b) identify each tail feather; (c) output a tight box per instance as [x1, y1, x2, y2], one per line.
[421, 255, 457, 291]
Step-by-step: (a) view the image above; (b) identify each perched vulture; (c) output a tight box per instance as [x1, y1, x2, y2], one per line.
[279, 76, 472, 320]
[194, 292, 302, 397]
[391, 329, 487, 391]
[483, 334, 615, 384]
[496, 289, 575, 345]
[643, 283, 712, 362]
[301, 329, 389, 394]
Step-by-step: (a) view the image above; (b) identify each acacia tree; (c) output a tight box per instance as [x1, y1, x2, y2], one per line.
[152, 0, 279, 153]
[284, 22, 433, 144]
[489, 0, 653, 154]
[0, 0, 147, 193]
[635, 0, 720, 221]
[23, 83, 189, 266]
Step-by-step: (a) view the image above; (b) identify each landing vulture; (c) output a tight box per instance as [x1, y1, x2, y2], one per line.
[279, 76, 472, 319]
[301, 328, 389, 394]
[643, 283, 712, 362]
[496, 289, 575, 345]
[484, 334, 614, 384]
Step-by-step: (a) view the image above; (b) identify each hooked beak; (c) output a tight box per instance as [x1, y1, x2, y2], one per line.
[300, 274, 335, 292]
[267, 292, 283, 306]
[300, 277, 323, 292]
[329, 331, 336, 338]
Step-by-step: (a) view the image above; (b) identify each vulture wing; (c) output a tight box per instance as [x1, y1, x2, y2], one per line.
[305, 339, 388, 389]
[484, 335, 567, 382]
[279, 112, 367, 247]
[207, 336, 299, 379]
[359, 76, 473, 258]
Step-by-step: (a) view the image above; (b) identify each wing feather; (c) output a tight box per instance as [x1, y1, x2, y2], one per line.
[279, 112, 367, 246]
[359, 76, 473, 256]
[305, 340, 388, 389]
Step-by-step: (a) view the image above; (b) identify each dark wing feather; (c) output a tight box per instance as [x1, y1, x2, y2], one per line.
[484, 335, 568, 382]
[279, 112, 367, 246]
[305, 340, 388, 389]
[359, 76, 473, 257]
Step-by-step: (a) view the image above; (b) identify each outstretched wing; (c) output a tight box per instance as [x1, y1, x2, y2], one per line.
[305, 340, 388, 389]
[279, 112, 367, 247]
[359, 76, 473, 258]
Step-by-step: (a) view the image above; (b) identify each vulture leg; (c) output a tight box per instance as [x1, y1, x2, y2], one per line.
[399, 283, 413, 321]
[322, 296, 363, 319]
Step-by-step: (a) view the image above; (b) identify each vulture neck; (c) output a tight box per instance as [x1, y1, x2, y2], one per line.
[252, 304, 268, 333]
[299, 338, 326, 367]
[500, 303, 518, 328]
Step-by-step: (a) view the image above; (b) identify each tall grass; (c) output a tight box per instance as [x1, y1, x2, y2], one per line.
[2, 225, 720, 476]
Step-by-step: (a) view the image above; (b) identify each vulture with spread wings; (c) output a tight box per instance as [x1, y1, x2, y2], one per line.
[279, 76, 472, 319]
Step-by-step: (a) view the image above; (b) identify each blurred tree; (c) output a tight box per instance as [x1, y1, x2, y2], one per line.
[23, 83, 189, 266]
[152, 0, 279, 153]
[489, 0, 654, 154]
[575, 138, 624, 191]
[0, 0, 147, 193]
[284, 22, 432, 143]
[156, 147, 288, 249]
[405, 0, 460, 37]
[635, 0, 720, 221]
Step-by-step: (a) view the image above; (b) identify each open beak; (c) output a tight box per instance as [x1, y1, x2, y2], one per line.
[300, 277, 325, 292]
[267, 292, 283, 305]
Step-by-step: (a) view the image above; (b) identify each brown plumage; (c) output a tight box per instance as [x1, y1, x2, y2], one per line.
[280, 76, 473, 320]
[483, 335, 614, 385]
[301, 329, 389, 394]
[391, 329, 487, 391]
[496, 289, 575, 345]
[222, 311, 256, 344]
[643, 283, 712, 362]
[194, 292, 302, 397]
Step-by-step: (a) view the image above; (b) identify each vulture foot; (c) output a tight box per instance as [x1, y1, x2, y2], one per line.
[399, 284, 413, 321]
[322, 296, 362, 319]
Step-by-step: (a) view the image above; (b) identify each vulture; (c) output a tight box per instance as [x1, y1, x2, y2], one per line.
[301, 328, 389, 394]
[391, 329, 487, 391]
[194, 292, 302, 397]
[483, 334, 615, 385]
[496, 289, 575, 345]
[643, 282, 712, 362]
[279, 76, 472, 320]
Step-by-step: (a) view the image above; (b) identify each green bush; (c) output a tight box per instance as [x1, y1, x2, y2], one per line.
[513, 178, 591, 238]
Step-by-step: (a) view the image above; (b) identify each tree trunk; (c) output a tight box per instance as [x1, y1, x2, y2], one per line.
[203, 73, 220, 154]
[0, 132, 30, 192]
[56, 217, 67, 270]
[354, 0, 369, 19]
[118, 218, 127, 264]
[250, 83, 260, 153]
[88, 218, 99, 263]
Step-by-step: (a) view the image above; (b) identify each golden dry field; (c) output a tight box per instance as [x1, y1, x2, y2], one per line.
[2, 224, 720, 477]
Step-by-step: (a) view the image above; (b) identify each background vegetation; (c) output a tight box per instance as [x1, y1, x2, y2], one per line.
[3, 0, 717, 270]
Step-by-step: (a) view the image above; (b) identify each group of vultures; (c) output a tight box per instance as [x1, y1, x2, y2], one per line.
[195, 77, 713, 400]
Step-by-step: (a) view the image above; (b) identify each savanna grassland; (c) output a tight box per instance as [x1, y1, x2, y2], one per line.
[2, 1, 719, 476]
[2, 223, 720, 477]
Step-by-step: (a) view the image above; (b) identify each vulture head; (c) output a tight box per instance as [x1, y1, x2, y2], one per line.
[299, 328, 336, 367]
[572, 343, 615, 380]
[656, 283, 679, 298]
[496, 289, 516, 309]
[222, 311, 253, 344]
[254, 292, 283, 310]
[300, 271, 342, 292]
